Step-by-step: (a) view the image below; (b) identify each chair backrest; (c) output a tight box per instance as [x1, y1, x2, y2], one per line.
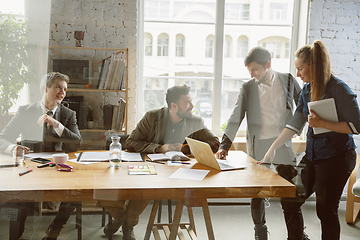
[348, 154, 360, 192]
[352, 179, 360, 197]
[351, 154, 360, 197]
[345, 154, 360, 224]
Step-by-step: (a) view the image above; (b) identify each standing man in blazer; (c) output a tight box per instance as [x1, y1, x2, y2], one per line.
[216, 47, 303, 240]
[0, 72, 82, 240]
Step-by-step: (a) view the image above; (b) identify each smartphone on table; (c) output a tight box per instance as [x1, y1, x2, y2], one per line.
[31, 157, 52, 164]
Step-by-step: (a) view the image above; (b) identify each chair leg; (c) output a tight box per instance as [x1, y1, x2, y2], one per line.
[157, 199, 162, 223]
[108, 212, 112, 240]
[39, 202, 43, 216]
[75, 202, 82, 240]
[168, 199, 172, 223]
[8, 206, 27, 240]
[101, 207, 106, 227]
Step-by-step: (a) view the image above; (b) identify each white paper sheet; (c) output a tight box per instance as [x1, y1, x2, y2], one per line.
[169, 168, 210, 181]
[75, 152, 109, 162]
[121, 152, 143, 162]
[75, 151, 143, 162]
[25, 152, 57, 159]
[68, 159, 97, 165]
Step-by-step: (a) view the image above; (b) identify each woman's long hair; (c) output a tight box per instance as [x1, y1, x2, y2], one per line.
[295, 40, 332, 101]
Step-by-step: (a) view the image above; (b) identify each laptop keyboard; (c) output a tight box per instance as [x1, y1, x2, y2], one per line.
[217, 161, 234, 170]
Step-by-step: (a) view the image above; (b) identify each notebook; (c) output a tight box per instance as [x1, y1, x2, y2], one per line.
[308, 98, 338, 134]
[147, 151, 190, 162]
[185, 137, 247, 171]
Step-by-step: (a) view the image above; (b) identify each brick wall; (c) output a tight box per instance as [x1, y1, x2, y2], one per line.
[309, 0, 360, 95]
[49, 0, 137, 132]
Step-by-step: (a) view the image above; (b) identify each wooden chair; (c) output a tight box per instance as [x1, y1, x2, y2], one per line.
[346, 154, 360, 224]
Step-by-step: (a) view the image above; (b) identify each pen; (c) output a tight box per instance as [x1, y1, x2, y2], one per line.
[76, 152, 83, 162]
[37, 162, 54, 168]
[23, 161, 28, 168]
[171, 161, 190, 165]
[19, 168, 33, 176]
[0, 163, 19, 168]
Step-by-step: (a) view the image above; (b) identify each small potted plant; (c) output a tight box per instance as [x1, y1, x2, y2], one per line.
[87, 105, 94, 129]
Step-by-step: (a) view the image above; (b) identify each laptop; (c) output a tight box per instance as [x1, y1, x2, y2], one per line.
[185, 137, 247, 171]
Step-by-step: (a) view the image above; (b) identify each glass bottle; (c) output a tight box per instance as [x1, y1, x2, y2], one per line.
[109, 135, 122, 168]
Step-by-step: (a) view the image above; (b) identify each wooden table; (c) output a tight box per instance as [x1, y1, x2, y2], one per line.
[0, 151, 295, 240]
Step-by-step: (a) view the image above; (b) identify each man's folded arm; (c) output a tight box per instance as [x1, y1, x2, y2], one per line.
[125, 138, 162, 153]
[59, 112, 82, 152]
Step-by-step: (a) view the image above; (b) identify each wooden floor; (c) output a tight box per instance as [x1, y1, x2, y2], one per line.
[0, 199, 359, 240]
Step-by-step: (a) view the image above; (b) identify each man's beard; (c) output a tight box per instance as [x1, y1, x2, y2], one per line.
[257, 70, 268, 84]
[176, 109, 192, 119]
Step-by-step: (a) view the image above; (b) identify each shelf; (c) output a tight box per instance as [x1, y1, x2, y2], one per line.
[48, 45, 129, 135]
[49, 46, 127, 52]
[67, 88, 126, 92]
[80, 129, 125, 133]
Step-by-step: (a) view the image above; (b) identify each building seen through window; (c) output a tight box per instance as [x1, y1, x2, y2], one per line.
[157, 33, 169, 56]
[145, 33, 153, 56]
[176, 34, 185, 57]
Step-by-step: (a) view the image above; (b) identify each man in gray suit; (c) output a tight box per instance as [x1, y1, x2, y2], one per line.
[216, 46, 302, 240]
[0, 72, 82, 154]
[0, 72, 82, 240]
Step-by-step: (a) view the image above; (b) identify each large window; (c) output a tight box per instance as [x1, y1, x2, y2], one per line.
[1, 0, 25, 16]
[270, 3, 288, 21]
[225, 3, 250, 21]
[262, 42, 281, 59]
[144, 0, 170, 18]
[139, 0, 305, 136]
[1, 0, 29, 114]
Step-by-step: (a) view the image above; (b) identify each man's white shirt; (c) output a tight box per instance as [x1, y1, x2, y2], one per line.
[258, 72, 288, 140]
